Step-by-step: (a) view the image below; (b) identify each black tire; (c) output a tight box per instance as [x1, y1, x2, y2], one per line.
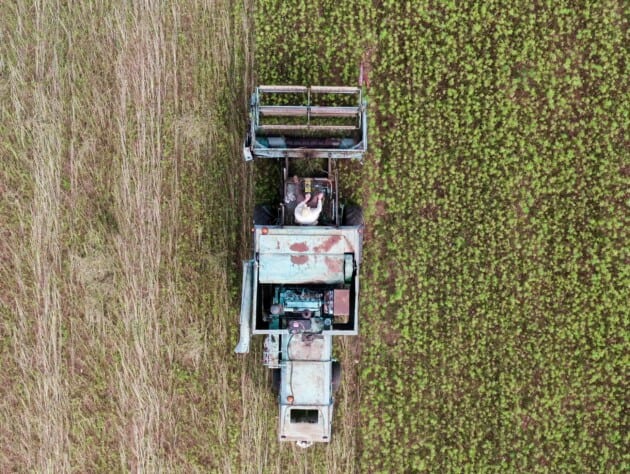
[271, 368, 281, 395]
[254, 204, 276, 225]
[331, 361, 342, 393]
[342, 205, 363, 226]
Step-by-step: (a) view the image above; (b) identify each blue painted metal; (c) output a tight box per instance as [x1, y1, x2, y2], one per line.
[259, 254, 346, 284]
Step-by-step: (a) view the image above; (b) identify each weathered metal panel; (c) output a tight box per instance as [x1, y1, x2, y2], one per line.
[258, 253, 345, 284]
[287, 334, 330, 361]
[278, 405, 332, 442]
[258, 232, 355, 255]
[333, 289, 350, 317]
[321, 269, 360, 336]
[281, 361, 330, 405]
[280, 336, 331, 404]
[256, 227, 361, 257]
[278, 334, 333, 442]
[250, 260, 259, 333]
[256, 228, 361, 284]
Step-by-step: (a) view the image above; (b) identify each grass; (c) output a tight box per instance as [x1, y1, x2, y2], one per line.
[1, 0, 254, 471]
[1, 0, 627, 472]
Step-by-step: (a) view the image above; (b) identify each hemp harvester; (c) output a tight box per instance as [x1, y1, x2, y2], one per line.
[235, 85, 367, 447]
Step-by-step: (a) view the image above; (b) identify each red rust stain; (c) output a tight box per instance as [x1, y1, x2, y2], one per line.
[314, 235, 342, 253]
[343, 236, 355, 252]
[291, 255, 309, 265]
[290, 242, 309, 252]
[325, 257, 342, 273]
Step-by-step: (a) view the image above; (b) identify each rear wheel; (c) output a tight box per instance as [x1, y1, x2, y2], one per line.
[254, 204, 276, 225]
[331, 361, 342, 393]
[342, 205, 363, 226]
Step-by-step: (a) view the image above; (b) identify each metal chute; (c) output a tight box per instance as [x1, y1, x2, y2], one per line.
[235, 260, 254, 354]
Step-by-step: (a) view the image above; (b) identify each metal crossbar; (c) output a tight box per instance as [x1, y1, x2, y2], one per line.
[258, 85, 360, 94]
[259, 106, 360, 118]
[259, 124, 358, 132]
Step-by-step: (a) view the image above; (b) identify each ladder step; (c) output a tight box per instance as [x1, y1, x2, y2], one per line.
[259, 106, 360, 118]
[310, 86, 361, 94]
[258, 85, 308, 93]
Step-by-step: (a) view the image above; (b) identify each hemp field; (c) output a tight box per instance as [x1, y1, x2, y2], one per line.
[1, 0, 626, 472]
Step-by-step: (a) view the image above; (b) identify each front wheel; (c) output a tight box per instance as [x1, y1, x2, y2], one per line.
[332, 361, 342, 393]
[342, 205, 363, 226]
[254, 204, 276, 225]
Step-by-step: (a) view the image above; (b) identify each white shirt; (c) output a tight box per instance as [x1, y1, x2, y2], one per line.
[294, 199, 323, 225]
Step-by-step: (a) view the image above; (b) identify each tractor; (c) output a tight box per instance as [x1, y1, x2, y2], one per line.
[235, 85, 367, 447]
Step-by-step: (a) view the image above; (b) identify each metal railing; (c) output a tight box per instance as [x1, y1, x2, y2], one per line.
[245, 85, 368, 160]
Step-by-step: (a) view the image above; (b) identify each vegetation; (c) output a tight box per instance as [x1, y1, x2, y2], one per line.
[1, 0, 254, 471]
[257, 0, 627, 472]
[1, 0, 626, 472]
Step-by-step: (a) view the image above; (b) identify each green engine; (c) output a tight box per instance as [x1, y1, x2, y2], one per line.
[268, 287, 334, 334]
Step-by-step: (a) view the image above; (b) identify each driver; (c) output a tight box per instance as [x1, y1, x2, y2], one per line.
[294, 192, 324, 225]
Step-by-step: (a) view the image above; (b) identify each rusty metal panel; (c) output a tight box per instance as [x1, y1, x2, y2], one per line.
[287, 334, 329, 361]
[333, 289, 350, 317]
[258, 253, 345, 284]
[257, 229, 360, 284]
[258, 232, 355, 255]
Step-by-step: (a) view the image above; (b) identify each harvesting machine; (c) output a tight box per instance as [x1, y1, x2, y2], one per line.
[235, 85, 367, 447]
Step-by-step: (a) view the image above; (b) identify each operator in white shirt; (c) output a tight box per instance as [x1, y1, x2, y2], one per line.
[294, 192, 324, 225]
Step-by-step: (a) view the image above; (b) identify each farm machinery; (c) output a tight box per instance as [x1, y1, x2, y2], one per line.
[235, 85, 367, 447]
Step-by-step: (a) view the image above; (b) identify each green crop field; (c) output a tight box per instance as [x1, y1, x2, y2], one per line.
[1, 0, 626, 472]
